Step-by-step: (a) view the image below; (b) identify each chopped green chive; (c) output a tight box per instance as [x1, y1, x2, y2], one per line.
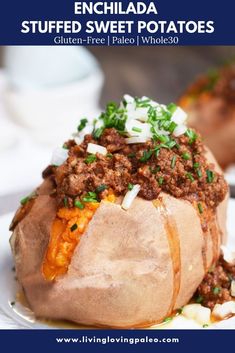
[77, 118, 88, 132]
[70, 224, 78, 232]
[132, 127, 142, 133]
[206, 169, 214, 183]
[167, 103, 177, 114]
[63, 197, 68, 208]
[158, 176, 164, 185]
[182, 152, 190, 160]
[82, 192, 98, 203]
[213, 287, 221, 295]
[20, 196, 30, 205]
[154, 140, 177, 156]
[140, 150, 153, 162]
[128, 153, 136, 158]
[163, 316, 173, 323]
[203, 324, 209, 328]
[74, 200, 84, 209]
[166, 140, 177, 149]
[155, 148, 160, 157]
[85, 154, 97, 164]
[198, 203, 203, 214]
[149, 166, 161, 174]
[177, 307, 183, 314]
[128, 183, 134, 191]
[171, 155, 177, 169]
[62, 143, 69, 149]
[107, 153, 113, 158]
[168, 121, 177, 133]
[185, 129, 197, 144]
[158, 135, 169, 144]
[82, 197, 97, 203]
[186, 172, 194, 182]
[195, 295, 204, 303]
[193, 162, 202, 178]
[96, 184, 107, 193]
[99, 101, 127, 131]
[197, 169, 202, 178]
[93, 127, 104, 139]
[193, 162, 200, 168]
[20, 191, 36, 206]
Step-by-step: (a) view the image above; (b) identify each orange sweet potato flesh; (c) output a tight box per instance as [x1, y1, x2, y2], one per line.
[42, 193, 115, 281]
[42, 204, 99, 281]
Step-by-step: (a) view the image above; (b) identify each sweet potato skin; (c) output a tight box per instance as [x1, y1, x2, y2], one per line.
[10, 193, 228, 328]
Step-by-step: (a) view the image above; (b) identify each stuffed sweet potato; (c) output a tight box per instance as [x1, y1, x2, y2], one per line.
[10, 95, 229, 328]
[179, 62, 235, 169]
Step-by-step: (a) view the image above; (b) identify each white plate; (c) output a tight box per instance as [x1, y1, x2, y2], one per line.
[0, 201, 235, 330]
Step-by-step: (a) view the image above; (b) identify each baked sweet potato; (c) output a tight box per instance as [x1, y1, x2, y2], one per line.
[10, 163, 228, 328]
[179, 64, 235, 169]
[10, 96, 229, 328]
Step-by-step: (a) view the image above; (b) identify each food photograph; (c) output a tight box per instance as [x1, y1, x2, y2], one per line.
[0, 46, 235, 330]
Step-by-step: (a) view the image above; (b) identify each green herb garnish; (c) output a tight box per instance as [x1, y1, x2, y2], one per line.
[63, 197, 68, 208]
[96, 184, 108, 193]
[198, 203, 203, 214]
[168, 121, 177, 133]
[140, 150, 153, 162]
[163, 317, 173, 323]
[20, 196, 30, 206]
[182, 152, 190, 160]
[85, 154, 97, 164]
[158, 176, 164, 185]
[70, 224, 78, 232]
[197, 169, 202, 178]
[107, 153, 113, 158]
[185, 129, 197, 144]
[128, 152, 136, 158]
[167, 103, 177, 114]
[93, 127, 104, 139]
[166, 140, 177, 149]
[74, 200, 84, 209]
[213, 287, 221, 295]
[195, 295, 204, 303]
[99, 101, 127, 131]
[82, 192, 98, 203]
[77, 118, 88, 132]
[171, 155, 177, 169]
[132, 127, 142, 133]
[128, 183, 134, 191]
[20, 191, 36, 206]
[149, 166, 161, 174]
[186, 172, 194, 182]
[206, 169, 214, 183]
[177, 307, 183, 314]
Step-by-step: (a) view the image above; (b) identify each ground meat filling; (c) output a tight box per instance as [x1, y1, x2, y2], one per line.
[195, 256, 235, 309]
[43, 127, 228, 210]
